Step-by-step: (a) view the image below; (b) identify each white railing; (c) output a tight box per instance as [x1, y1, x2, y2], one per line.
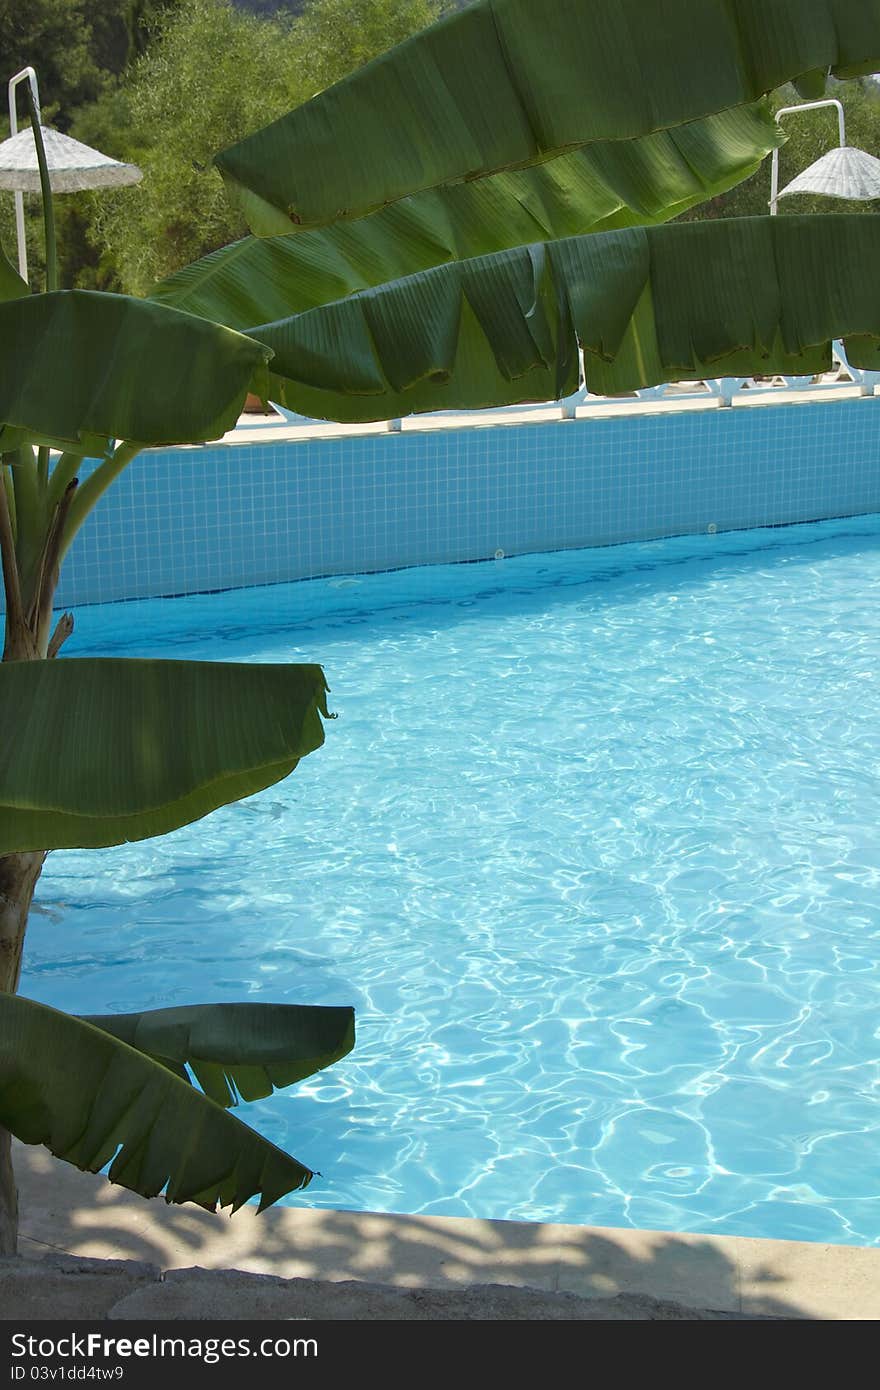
[247, 339, 878, 436]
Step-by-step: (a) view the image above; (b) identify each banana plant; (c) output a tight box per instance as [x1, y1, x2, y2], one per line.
[3, 0, 880, 1256]
[0, 103, 355, 1258]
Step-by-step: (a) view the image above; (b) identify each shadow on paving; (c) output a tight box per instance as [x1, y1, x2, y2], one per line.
[10, 1141, 814, 1319]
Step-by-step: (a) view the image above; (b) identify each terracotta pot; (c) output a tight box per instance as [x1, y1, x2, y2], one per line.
[242, 392, 276, 414]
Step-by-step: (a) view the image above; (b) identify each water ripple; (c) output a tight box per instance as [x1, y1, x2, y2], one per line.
[22, 514, 880, 1246]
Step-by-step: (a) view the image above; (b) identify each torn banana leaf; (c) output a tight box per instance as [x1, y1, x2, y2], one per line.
[0, 995, 315, 1212]
[242, 214, 880, 422]
[156, 103, 780, 324]
[82, 1003, 356, 1107]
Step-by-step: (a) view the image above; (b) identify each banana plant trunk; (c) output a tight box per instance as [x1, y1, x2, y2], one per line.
[0, 656, 50, 1256]
[0, 849, 45, 1256]
[0, 541, 69, 1255]
[0, 1129, 15, 1256]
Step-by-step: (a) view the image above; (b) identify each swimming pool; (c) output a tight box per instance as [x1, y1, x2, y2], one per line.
[22, 513, 880, 1246]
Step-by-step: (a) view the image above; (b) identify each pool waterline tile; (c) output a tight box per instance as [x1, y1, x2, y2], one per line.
[1, 395, 873, 612]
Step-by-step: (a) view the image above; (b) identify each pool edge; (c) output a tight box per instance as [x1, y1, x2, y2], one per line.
[14, 1141, 877, 1320]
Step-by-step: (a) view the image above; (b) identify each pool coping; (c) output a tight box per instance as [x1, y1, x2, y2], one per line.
[212, 382, 875, 450]
[12, 1142, 879, 1320]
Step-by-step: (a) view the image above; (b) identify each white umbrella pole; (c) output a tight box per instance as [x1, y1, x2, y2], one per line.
[770, 98, 846, 215]
[7, 67, 41, 281]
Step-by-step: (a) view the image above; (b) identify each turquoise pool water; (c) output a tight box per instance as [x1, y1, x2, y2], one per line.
[22, 514, 880, 1246]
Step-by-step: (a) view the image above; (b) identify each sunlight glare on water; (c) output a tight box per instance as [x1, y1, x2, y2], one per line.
[23, 514, 880, 1245]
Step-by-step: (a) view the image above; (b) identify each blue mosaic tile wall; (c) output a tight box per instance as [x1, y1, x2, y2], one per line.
[31, 397, 880, 608]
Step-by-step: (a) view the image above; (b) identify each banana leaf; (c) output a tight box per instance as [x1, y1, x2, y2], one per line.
[0, 290, 270, 458]
[243, 214, 880, 422]
[154, 104, 779, 327]
[213, 0, 880, 234]
[0, 658, 331, 853]
[81, 1003, 356, 1107]
[0, 995, 313, 1211]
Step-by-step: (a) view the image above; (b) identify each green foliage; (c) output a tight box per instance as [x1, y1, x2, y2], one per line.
[0, 240, 27, 303]
[294, 0, 446, 96]
[2, 997, 357, 1214]
[1, 0, 878, 1230]
[0, 275, 342, 1210]
[240, 215, 880, 422]
[125, 0, 184, 60]
[151, 103, 780, 325]
[0, 0, 184, 124]
[214, 0, 880, 234]
[94, 1, 305, 294]
[1, 2, 876, 295]
[85, 0, 445, 295]
[0, 291, 269, 456]
[0, 190, 122, 300]
[0, 995, 316, 1210]
[0, 657, 328, 851]
[80, 1002, 356, 1106]
[0, 0, 124, 128]
[0, 0, 178, 294]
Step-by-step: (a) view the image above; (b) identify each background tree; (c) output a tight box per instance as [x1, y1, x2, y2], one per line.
[0, 0, 116, 126]
[88, 0, 445, 293]
[79, 0, 302, 295]
[125, 0, 184, 60]
[293, 0, 446, 94]
[0, 0, 445, 295]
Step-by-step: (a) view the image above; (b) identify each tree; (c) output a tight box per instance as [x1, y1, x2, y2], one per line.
[0, 0, 88, 125]
[2, 0, 880, 1257]
[83, 0, 446, 296]
[80, 0, 301, 294]
[125, 0, 184, 60]
[0, 0, 130, 130]
[293, 0, 448, 95]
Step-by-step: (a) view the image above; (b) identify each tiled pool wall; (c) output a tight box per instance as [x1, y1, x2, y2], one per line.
[32, 396, 880, 609]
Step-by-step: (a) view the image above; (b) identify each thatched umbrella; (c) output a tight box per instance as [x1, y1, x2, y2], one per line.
[771, 97, 880, 213]
[3, 67, 141, 280]
[776, 144, 880, 204]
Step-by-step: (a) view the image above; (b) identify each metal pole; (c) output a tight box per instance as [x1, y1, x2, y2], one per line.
[7, 67, 41, 281]
[770, 98, 846, 215]
[770, 148, 780, 217]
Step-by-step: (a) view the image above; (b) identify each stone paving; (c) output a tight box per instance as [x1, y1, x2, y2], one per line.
[6, 1143, 879, 1320]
